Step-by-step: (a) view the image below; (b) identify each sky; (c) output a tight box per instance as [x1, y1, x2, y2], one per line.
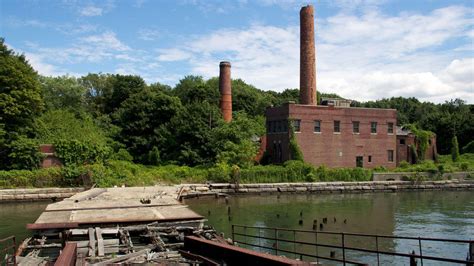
[1, 0, 473, 103]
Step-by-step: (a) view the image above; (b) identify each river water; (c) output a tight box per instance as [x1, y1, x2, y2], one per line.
[186, 191, 474, 265]
[1, 191, 473, 265]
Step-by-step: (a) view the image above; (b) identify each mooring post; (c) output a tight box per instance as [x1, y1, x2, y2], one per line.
[410, 250, 417, 266]
[231, 225, 234, 243]
[275, 228, 278, 256]
[468, 241, 474, 265]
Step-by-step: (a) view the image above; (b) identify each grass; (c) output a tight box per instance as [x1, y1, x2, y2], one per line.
[1, 153, 472, 188]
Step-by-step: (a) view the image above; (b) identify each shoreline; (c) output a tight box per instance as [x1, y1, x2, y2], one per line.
[179, 179, 474, 199]
[1, 180, 473, 203]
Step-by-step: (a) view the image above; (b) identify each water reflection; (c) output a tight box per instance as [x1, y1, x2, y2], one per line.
[187, 191, 474, 265]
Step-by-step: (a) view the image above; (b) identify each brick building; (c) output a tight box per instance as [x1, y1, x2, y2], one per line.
[396, 127, 437, 164]
[264, 5, 399, 169]
[266, 102, 398, 168]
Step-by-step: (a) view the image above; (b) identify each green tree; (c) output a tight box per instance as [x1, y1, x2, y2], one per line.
[40, 75, 86, 112]
[171, 101, 221, 166]
[451, 136, 460, 162]
[174, 76, 219, 105]
[211, 112, 265, 167]
[0, 38, 44, 169]
[114, 88, 182, 164]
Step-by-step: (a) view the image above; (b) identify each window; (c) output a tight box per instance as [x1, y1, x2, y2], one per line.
[388, 150, 394, 162]
[368, 156, 372, 163]
[353, 121, 360, 133]
[314, 120, 321, 133]
[292, 119, 301, 132]
[334, 120, 340, 133]
[371, 122, 377, 134]
[400, 139, 405, 145]
[356, 156, 363, 167]
[282, 120, 288, 133]
[387, 122, 394, 134]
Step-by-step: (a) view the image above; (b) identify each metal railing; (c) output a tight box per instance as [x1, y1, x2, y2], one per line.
[0, 236, 17, 266]
[231, 224, 474, 265]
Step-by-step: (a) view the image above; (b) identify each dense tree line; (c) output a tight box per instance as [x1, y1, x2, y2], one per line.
[1, 39, 472, 170]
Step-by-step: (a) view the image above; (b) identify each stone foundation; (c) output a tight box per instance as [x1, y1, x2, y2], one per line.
[180, 180, 474, 199]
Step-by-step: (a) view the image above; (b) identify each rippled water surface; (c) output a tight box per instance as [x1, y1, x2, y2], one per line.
[1, 191, 472, 265]
[187, 191, 474, 265]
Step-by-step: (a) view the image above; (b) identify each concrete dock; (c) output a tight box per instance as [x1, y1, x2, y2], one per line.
[29, 186, 203, 229]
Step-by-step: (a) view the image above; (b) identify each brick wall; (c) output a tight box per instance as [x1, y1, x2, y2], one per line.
[266, 104, 398, 169]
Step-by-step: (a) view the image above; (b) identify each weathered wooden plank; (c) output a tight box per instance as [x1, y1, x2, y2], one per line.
[88, 228, 96, 257]
[70, 228, 118, 235]
[91, 249, 150, 266]
[96, 227, 104, 256]
[73, 239, 119, 248]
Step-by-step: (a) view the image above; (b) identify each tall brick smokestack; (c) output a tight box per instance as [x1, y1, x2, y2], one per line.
[219, 61, 232, 122]
[299, 5, 317, 105]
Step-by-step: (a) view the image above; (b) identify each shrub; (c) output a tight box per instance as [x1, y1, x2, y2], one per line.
[451, 136, 460, 162]
[111, 148, 133, 162]
[54, 139, 111, 166]
[7, 136, 43, 170]
[460, 162, 469, 171]
[462, 141, 474, 154]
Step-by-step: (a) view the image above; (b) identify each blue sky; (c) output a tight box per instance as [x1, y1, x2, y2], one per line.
[1, 0, 473, 103]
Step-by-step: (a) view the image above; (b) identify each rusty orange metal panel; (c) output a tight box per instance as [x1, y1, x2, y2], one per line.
[26, 223, 79, 230]
[184, 236, 310, 266]
[54, 242, 77, 266]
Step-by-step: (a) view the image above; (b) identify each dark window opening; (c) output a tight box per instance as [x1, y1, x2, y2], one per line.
[353, 121, 360, 133]
[400, 139, 405, 145]
[388, 150, 394, 162]
[334, 120, 340, 133]
[387, 122, 394, 134]
[371, 122, 377, 134]
[292, 120, 301, 132]
[356, 156, 363, 168]
[368, 156, 372, 163]
[314, 120, 321, 133]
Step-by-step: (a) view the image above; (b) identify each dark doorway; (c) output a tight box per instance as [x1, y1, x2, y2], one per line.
[356, 156, 363, 167]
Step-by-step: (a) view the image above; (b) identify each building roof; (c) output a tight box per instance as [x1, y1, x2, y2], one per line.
[396, 126, 412, 136]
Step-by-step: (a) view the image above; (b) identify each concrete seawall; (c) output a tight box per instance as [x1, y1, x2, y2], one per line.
[2, 179, 473, 202]
[0, 187, 85, 202]
[180, 180, 474, 199]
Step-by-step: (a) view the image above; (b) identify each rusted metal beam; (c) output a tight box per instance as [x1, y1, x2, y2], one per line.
[54, 242, 77, 266]
[184, 236, 310, 266]
[27, 223, 79, 230]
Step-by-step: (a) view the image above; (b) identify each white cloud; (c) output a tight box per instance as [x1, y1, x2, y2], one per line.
[82, 32, 130, 51]
[160, 4, 473, 103]
[138, 28, 160, 41]
[157, 48, 192, 61]
[80, 6, 103, 16]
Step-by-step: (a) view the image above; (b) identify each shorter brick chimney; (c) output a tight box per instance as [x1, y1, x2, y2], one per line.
[219, 61, 232, 122]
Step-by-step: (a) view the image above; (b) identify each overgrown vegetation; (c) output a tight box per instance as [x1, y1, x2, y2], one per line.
[0, 39, 473, 188]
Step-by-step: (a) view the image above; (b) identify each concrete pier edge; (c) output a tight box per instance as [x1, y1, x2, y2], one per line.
[1, 179, 473, 202]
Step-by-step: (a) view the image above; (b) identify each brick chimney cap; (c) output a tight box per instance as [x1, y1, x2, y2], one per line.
[220, 61, 231, 67]
[300, 5, 314, 11]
